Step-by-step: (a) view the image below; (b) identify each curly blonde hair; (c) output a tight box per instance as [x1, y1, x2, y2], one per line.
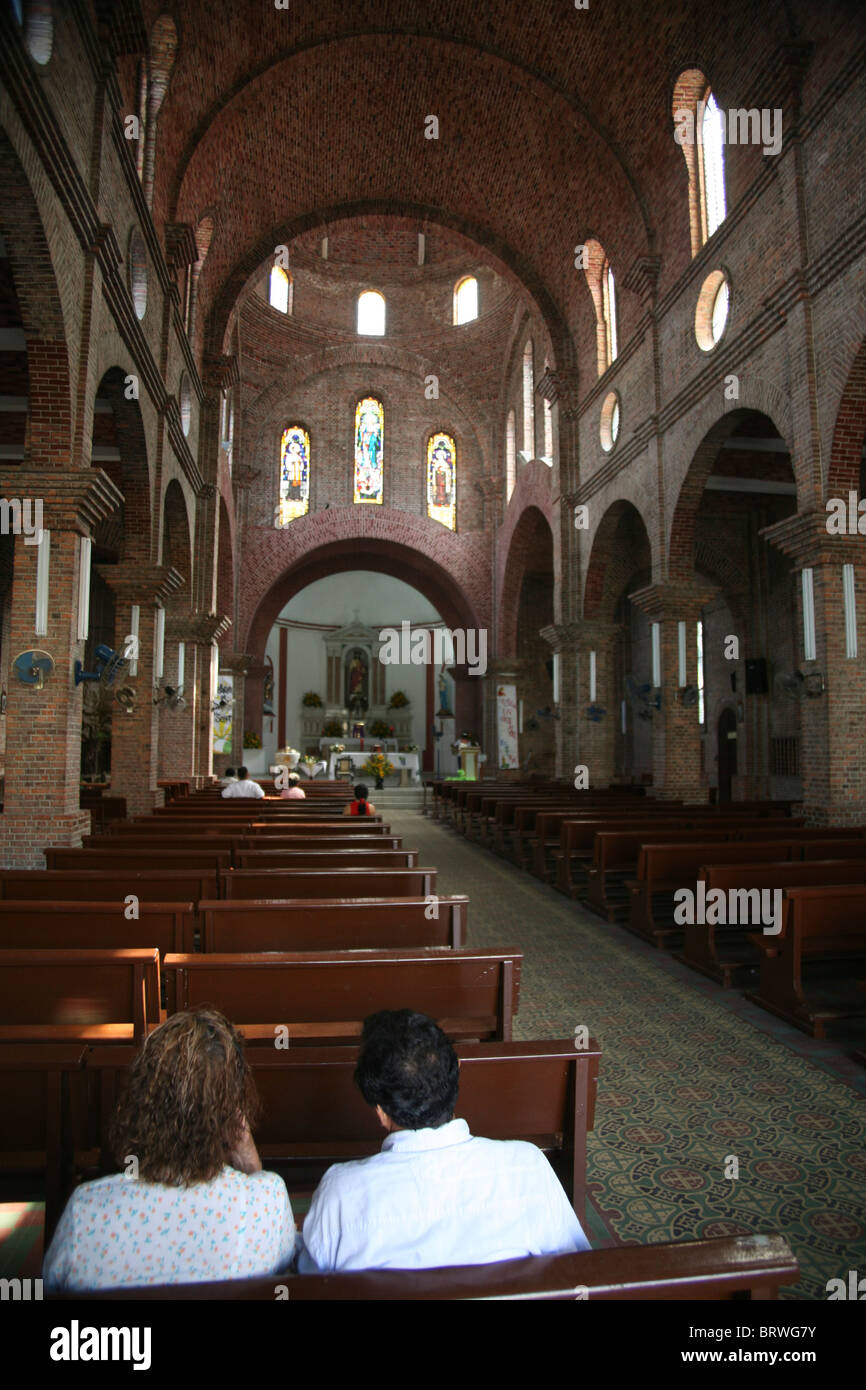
[110, 1009, 260, 1186]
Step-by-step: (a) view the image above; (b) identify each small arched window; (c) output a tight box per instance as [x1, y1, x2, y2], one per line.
[543, 363, 554, 464]
[269, 266, 291, 314]
[603, 262, 618, 365]
[522, 342, 535, 458]
[700, 93, 727, 241]
[357, 290, 385, 336]
[506, 410, 516, 502]
[582, 240, 618, 377]
[673, 71, 727, 256]
[453, 276, 478, 325]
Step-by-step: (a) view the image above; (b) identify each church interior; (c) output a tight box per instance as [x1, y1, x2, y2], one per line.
[0, 0, 865, 1319]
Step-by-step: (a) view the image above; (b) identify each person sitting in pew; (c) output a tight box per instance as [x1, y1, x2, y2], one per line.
[298, 1010, 589, 1272]
[43, 1009, 296, 1291]
[222, 766, 265, 799]
[343, 783, 375, 817]
[280, 772, 306, 800]
[219, 767, 238, 787]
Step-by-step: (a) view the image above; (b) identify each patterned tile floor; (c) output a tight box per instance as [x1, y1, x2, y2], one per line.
[397, 809, 866, 1301]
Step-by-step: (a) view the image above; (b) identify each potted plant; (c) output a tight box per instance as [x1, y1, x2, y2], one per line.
[361, 751, 393, 790]
[302, 692, 323, 707]
[388, 690, 409, 709]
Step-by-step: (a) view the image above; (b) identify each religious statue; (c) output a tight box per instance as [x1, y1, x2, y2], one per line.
[436, 667, 453, 718]
[346, 649, 368, 713]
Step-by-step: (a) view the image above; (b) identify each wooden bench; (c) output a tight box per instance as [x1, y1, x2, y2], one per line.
[0, 869, 219, 906]
[163, 946, 521, 1043]
[0, 901, 194, 1009]
[747, 884, 866, 1037]
[199, 896, 468, 951]
[55, 1232, 798, 1300]
[234, 848, 419, 871]
[80, 1036, 602, 1222]
[220, 867, 438, 901]
[44, 848, 232, 874]
[677, 860, 866, 986]
[0, 948, 161, 1043]
[627, 838, 866, 947]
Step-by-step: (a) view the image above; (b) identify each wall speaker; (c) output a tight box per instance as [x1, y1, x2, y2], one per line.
[745, 658, 768, 695]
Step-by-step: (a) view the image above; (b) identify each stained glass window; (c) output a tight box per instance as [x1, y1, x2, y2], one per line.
[427, 432, 456, 530]
[522, 341, 534, 457]
[279, 425, 310, 523]
[354, 398, 384, 504]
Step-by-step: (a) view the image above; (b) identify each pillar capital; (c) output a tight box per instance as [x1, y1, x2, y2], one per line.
[0, 467, 123, 533]
[761, 509, 864, 568]
[165, 611, 232, 645]
[219, 650, 254, 675]
[94, 563, 185, 606]
[540, 621, 583, 650]
[629, 580, 719, 622]
[578, 619, 623, 649]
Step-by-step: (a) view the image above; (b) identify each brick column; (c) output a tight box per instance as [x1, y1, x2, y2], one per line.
[95, 564, 183, 814]
[575, 621, 622, 790]
[481, 660, 530, 778]
[629, 581, 719, 801]
[762, 512, 866, 825]
[0, 468, 122, 866]
[215, 651, 252, 776]
[540, 623, 581, 779]
[159, 612, 231, 786]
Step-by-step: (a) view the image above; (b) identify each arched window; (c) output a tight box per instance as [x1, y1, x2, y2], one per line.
[427, 432, 456, 530]
[506, 410, 516, 502]
[269, 266, 291, 314]
[543, 363, 554, 465]
[673, 71, 727, 256]
[357, 290, 385, 336]
[522, 341, 534, 458]
[603, 262, 618, 364]
[354, 397, 384, 504]
[278, 425, 310, 524]
[453, 276, 478, 325]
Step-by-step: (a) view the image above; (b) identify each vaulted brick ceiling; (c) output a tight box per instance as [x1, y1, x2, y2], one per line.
[140, 0, 834, 361]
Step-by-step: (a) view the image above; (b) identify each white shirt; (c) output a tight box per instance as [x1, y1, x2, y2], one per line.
[43, 1166, 295, 1291]
[298, 1118, 589, 1273]
[221, 778, 265, 799]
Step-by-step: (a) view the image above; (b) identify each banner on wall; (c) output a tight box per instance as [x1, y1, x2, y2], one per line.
[213, 673, 234, 754]
[496, 683, 519, 770]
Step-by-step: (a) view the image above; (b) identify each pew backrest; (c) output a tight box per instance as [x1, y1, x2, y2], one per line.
[200, 896, 467, 950]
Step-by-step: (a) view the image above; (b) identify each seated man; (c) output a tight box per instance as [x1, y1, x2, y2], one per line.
[221, 765, 265, 799]
[298, 1010, 590, 1272]
[219, 766, 238, 787]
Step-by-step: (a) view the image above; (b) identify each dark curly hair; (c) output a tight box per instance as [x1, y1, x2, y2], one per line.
[110, 1009, 260, 1186]
[354, 1010, 459, 1130]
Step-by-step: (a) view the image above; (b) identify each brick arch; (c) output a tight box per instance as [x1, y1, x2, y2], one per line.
[0, 128, 72, 465]
[240, 508, 486, 667]
[668, 407, 794, 583]
[498, 503, 554, 656]
[827, 333, 866, 498]
[161, 478, 192, 593]
[583, 499, 652, 624]
[91, 367, 152, 563]
[217, 494, 235, 627]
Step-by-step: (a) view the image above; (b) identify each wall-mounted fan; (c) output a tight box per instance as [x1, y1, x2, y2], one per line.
[13, 649, 55, 690]
[774, 670, 824, 702]
[625, 675, 661, 721]
[154, 684, 186, 711]
[679, 685, 699, 708]
[74, 644, 129, 687]
[586, 703, 607, 722]
[115, 686, 136, 713]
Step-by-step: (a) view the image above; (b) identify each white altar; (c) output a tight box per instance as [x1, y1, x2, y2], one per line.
[318, 736, 399, 754]
[327, 750, 421, 783]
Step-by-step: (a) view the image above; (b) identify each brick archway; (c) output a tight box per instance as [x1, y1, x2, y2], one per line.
[498, 503, 554, 656]
[827, 334, 866, 498]
[584, 499, 652, 624]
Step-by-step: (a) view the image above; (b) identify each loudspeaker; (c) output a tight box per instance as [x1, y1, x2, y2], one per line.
[730, 671, 737, 693]
[745, 658, 768, 695]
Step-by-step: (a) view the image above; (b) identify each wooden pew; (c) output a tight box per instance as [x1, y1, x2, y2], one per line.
[0, 948, 161, 1043]
[677, 860, 866, 986]
[233, 848, 418, 871]
[199, 896, 468, 951]
[220, 867, 438, 901]
[627, 838, 866, 947]
[57, 1232, 798, 1301]
[163, 946, 521, 1043]
[80, 1036, 602, 1221]
[0, 869, 219, 906]
[0, 901, 195, 1010]
[747, 884, 866, 1037]
[44, 848, 231, 874]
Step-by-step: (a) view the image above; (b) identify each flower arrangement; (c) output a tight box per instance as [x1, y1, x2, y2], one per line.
[302, 692, 323, 707]
[361, 753, 394, 781]
[369, 719, 392, 738]
[322, 719, 344, 736]
[328, 743, 346, 755]
[301, 753, 318, 766]
[401, 743, 419, 753]
[243, 730, 262, 749]
[388, 691, 409, 709]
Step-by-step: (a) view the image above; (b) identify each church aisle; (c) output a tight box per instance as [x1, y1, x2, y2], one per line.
[391, 809, 866, 1301]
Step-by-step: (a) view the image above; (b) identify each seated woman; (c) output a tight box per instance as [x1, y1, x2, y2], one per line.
[343, 782, 375, 817]
[280, 772, 306, 799]
[43, 1009, 296, 1291]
